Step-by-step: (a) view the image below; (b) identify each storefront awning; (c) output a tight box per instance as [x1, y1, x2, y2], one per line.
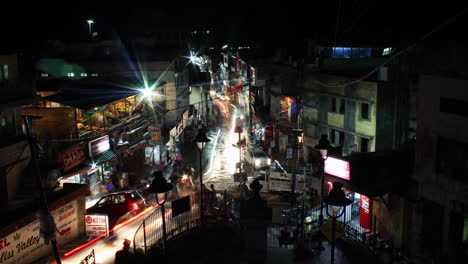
[92, 149, 119, 164]
[43, 88, 139, 111]
[129, 140, 148, 153]
[61, 162, 92, 179]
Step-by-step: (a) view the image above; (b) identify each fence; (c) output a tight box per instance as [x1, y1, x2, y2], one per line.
[133, 190, 237, 255]
[133, 192, 201, 255]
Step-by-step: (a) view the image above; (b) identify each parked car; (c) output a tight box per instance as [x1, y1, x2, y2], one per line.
[86, 190, 147, 229]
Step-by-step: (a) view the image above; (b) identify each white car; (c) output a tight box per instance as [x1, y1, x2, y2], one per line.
[249, 147, 271, 169]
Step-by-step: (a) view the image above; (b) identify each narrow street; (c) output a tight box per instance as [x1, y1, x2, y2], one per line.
[203, 104, 247, 192]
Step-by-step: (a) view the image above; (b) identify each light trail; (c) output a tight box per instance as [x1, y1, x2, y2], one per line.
[54, 202, 163, 263]
[204, 129, 221, 176]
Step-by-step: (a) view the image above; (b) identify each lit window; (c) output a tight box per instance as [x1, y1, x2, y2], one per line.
[81, 73, 87, 77]
[67, 73, 75, 77]
[382, 48, 392, 56]
[41, 73, 48, 77]
[91, 73, 99, 77]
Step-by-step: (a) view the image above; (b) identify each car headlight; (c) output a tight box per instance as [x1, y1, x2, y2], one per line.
[255, 160, 260, 167]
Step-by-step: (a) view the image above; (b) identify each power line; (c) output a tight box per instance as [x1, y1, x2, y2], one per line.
[315, 7, 468, 88]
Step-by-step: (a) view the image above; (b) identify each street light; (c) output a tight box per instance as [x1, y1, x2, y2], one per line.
[193, 128, 210, 227]
[314, 134, 331, 250]
[86, 19, 94, 35]
[314, 134, 331, 226]
[324, 182, 352, 264]
[149, 171, 173, 255]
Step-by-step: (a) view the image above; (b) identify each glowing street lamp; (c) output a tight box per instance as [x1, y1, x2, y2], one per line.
[140, 87, 154, 99]
[86, 19, 94, 35]
[149, 171, 173, 255]
[324, 182, 352, 264]
[193, 128, 210, 227]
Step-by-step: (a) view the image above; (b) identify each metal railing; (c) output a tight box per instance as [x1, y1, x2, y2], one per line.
[133, 192, 201, 255]
[133, 190, 238, 255]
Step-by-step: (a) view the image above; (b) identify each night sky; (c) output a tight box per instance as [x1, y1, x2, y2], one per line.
[1, 1, 468, 49]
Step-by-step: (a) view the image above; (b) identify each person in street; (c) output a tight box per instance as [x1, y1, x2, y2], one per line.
[238, 181, 250, 200]
[114, 239, 133, 264]
[202, 184, 211, 210]
[209, 184, 219, 208]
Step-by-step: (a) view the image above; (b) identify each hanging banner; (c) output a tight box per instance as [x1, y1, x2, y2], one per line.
[360, 195, 372, 229]
[149, 125, 161, 142]
[227, 85, 244, 95]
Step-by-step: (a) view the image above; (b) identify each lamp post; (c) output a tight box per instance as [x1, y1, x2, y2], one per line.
[324, 182, 352, 264]
[86, 19, 94, 35]
[193, 128, 210, 228]
[314, 134, 331, 227]
[149, 171, 173, 255]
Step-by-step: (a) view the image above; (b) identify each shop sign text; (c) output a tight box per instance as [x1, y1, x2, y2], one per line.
[0, 200, 78, 264]
[60, 144, 86, 171]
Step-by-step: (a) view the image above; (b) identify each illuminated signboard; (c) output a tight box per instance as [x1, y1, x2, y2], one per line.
[88, 135, 110, 158]
[324, 156, 350, 180]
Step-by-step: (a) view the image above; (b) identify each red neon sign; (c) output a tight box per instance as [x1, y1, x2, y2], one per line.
[324, 157, 350, 180]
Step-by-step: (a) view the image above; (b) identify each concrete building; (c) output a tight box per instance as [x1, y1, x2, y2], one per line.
[0, 52, 39, 209]
[409, 41, 468, 261]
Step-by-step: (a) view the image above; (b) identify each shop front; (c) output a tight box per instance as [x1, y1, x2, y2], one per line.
[323, 156, 373, 230]
[58, 143, 89, 186]
[87, 135, 119, 196]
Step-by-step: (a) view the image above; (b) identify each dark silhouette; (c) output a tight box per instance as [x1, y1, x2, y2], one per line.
[114, 239, 133, 264]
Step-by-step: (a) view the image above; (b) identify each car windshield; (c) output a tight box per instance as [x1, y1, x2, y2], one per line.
[254, 149, 266, 157]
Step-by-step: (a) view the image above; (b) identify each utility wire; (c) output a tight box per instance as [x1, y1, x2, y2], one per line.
[315, 7, 468, 88]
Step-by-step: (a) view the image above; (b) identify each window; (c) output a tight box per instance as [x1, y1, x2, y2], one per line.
[382, 48, 392, 56]
[305, 124, 316, 138]
[360, 103, 370, 120]
[67, 72, 75, 77]
[81, 73, 87, 77]
[91, 73, 99, 77]
[41, 73, 48, 77]
[360, 137, 369, 152]
[329, 97, 345, 115]
[436, 136, 468, 182]
[112, 195, 126, 204]
[330, 97, 337, 112]
[339, 99, 345, 114]
[330, 129, 344, 146]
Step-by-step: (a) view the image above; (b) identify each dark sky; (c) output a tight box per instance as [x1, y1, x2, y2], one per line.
[2, 1, 468, 49]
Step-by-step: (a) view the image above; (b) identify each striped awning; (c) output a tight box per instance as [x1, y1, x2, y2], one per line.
[93, 150, 118, 164]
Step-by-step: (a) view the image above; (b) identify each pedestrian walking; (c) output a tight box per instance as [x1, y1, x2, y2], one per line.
[114, 239, 133, 264]
[209, 184, 219, 208]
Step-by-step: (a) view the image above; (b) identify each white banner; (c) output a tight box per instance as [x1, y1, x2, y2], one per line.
[0, 200, 79, 264]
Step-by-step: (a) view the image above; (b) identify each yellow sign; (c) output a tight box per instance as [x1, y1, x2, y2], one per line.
[320, 219, 345, 241]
